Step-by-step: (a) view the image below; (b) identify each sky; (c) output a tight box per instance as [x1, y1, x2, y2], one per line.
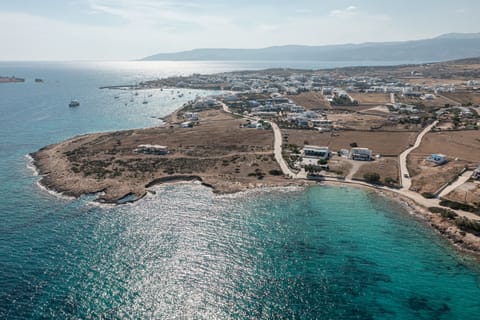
[0, 0, 479, 61]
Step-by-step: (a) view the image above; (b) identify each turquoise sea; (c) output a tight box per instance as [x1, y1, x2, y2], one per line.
[1, 61, 480, 319]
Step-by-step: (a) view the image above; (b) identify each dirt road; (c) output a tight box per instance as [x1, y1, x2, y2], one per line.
[399, 121, 438, 190]
[438, 170, 474, 198]
[269, 122, 296, 178]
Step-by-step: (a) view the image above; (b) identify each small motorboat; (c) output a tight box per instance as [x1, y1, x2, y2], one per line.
[69, 100, 80, 107]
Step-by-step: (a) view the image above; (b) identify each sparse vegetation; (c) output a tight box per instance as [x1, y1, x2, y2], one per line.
[440, 199, 480, 215]
[455, 217, 480, 235]
[384, 177, 398, 187]
[428, 207, 458, 220]
[363, 172, 380, 183]
[269, 169, 283, 176]
[331, 96, 359, 106]
[422, 192, 436, 199]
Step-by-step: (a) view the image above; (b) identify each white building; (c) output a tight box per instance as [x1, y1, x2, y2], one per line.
[427, 154, 448, 165]
[135, 145, 169, 155]
[350, 148, 372, 161]
[184, 112, 199, 121]
[303, 146, 330, 160]
[309, 119, 333, 129]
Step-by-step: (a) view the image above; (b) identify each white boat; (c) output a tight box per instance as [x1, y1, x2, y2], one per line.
[69, 100, 80, 107]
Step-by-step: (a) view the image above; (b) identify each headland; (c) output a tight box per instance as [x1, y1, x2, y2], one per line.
[32, 57, 480, 256]
[0, 76, 25, 83]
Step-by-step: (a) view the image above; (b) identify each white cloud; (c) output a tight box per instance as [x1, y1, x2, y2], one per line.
[329, 5, 359, 18]
[87, 0, 229, 30]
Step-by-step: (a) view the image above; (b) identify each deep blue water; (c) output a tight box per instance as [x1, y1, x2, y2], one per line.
[1, 61, 480, 319]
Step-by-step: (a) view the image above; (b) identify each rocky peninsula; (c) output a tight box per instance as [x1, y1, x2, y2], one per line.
[31, 59, 480, 258]
[31, 109, 295, 203]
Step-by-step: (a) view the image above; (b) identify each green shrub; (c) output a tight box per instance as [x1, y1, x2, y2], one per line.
[422, 192, 435, 199]
[269, 169, 283, 176]
[428, 207, 458, 220]
[318, 159, 328, 165]
[305, 165, 322, 173]
[384, 177, 397, 187]
[455, 217, 480, 235]
[440, 200, 480, 214]
[364, 172, 380, 183]
[249, 170, 265, 179]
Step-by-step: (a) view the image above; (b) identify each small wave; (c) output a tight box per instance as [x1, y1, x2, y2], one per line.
[35, 180, 76, 201]
[86, 198, 116, 209]
[26, 154, 74, 200]
[24, 154, 39, 176]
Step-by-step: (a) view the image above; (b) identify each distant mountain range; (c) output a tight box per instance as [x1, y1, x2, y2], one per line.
[142, 33, 480, 62]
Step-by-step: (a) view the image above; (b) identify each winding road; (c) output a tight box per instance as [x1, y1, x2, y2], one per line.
[218, 100, 479, 220]
[399, 120, 438, 190]
[220, 100, 298, 178]
[269, 122, 297, 178]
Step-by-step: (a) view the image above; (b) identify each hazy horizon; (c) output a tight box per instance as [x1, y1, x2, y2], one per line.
[1, 0, 480, 61]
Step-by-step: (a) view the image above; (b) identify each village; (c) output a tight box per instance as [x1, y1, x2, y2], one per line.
[31, 58, 480, 254]
[140, 59, 480, 220]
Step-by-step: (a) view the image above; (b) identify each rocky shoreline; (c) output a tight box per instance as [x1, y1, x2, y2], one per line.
[31, 150, 480, 259]
[29, 109, 296, 204]
[31, 149, 308, 203]
[29, 105, 480, 260]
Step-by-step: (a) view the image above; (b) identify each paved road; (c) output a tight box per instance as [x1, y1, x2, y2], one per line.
[219, 100, 296, 177]
[219, 99, 479, 220]
[438, 170, 474, 198]
[220, 101, 231, 113]
[399, 120, 438, 190]
[390, 93, 396, 104]
[269, 122, 297, 178]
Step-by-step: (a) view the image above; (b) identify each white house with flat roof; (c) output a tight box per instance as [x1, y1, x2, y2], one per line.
[309, 119, 333, 129]
[350, 148, 372, 161]
[135, 144, 169, 155]
[427, 154, 447, 165]
[303, 145, 330, 160]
